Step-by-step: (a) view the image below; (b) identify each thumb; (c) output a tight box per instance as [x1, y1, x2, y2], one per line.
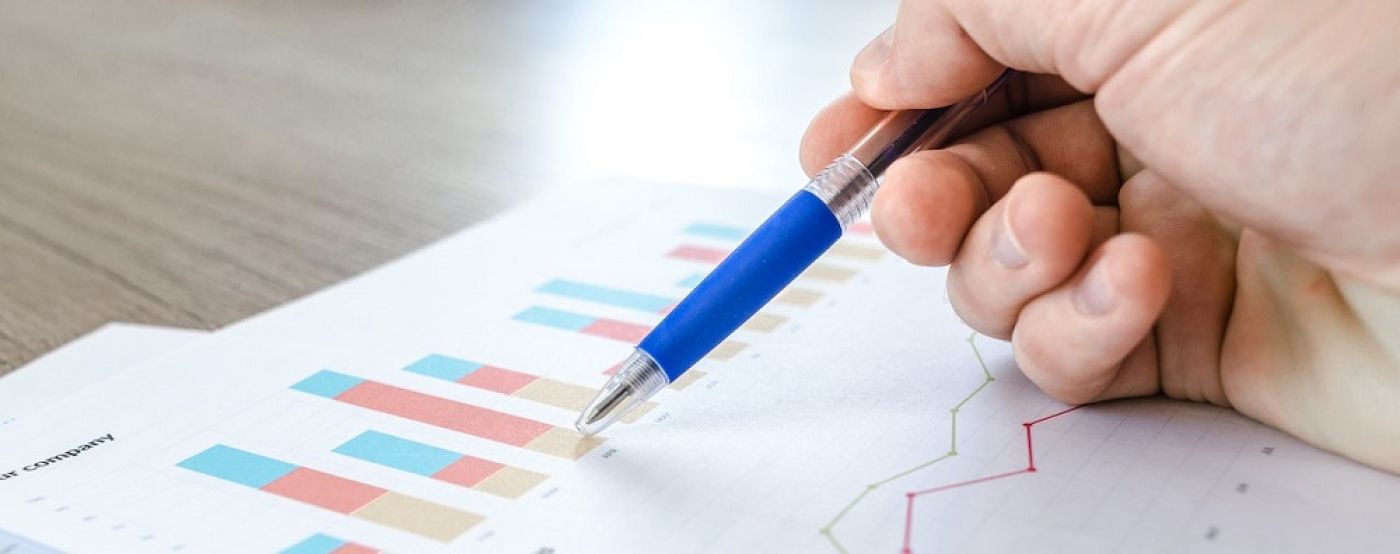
[850, 0, 1189, 108]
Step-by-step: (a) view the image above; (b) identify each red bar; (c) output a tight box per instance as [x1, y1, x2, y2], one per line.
[458, 366, 537, 395]
[582, 319, 651, 342]
[602, 362, 621, 376]
[333, 544, 378, 554]
[849, 221, 874, 235]
[336, 381, 552, 447]
[668, 244, 727, 264]
[262, 467, 386, 514]
[433, 456, 504, 487]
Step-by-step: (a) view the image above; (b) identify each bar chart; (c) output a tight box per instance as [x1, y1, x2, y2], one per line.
[536, 280, 673, 313]
[514, 219, 886, 395]
[671, 221, 879, 294]
[334, 431, 548, 499]
[178, 446, 481, 542]
[513, 305, 750, 359]
[512, 306, 652, 343]
[667, 245, 860, 283]
[678, 274, 830, 307]
[403, 353, 656, 421]
[291, 370, 602, 459]
[156, 215, 889, 551]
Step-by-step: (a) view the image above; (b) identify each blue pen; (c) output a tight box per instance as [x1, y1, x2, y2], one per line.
[576, 70, 1016, 435]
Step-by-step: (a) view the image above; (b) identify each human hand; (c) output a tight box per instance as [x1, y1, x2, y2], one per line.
[800, 0, 1400, 473]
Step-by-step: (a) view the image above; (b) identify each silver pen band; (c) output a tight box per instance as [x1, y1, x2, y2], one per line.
[802, 154, 878, 230]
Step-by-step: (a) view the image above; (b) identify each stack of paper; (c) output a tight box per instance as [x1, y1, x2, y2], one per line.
[1, 181, 1396, 553]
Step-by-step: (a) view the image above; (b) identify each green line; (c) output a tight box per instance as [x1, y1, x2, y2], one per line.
[952, 378, 994, 411]
[949, 409, 958, 454]
[822, 487, 872, 532]
[820, 333, 997, 552]
[822, 528, 850, 554]
[870, 452, 954, 487]
[968, 331, 994, 381]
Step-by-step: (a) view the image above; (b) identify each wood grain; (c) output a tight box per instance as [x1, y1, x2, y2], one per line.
[0, 0, 892, 374]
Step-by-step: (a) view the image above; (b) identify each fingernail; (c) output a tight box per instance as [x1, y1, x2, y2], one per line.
[853, 27, 894, 81]
[1073, 261, 1117, 316]
[992, 203, 1028, 269]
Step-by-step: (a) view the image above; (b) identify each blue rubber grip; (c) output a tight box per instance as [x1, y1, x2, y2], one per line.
[639, 190, 842, 381]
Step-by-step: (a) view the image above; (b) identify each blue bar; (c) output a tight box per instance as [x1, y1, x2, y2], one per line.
[290, 370, 364, 398]
[280, 534, 346, 554]
[676, 272, 706, 288]
[537, 280, 673, 313]
[404, 354, 482, 381]
[177, 445, 296, 488]
[513, 306, 596, 331]
[683, 222, 748, 240]
[333, 431, 459, 477]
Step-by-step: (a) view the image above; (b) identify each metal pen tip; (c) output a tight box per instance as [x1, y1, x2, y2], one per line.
[574, 349, 669, 436]
[575, 386, 632, 436]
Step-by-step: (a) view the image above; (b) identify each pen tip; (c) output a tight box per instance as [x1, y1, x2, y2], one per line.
[575, 387, 626, 436]
[573, 349, 668, 437]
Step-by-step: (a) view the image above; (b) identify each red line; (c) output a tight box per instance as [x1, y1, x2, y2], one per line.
[901, 493, 915, 554]
[908, 468, 1029, 497]
[1025, 424, 1035, 472]
[1026, 405, 1082, 426]
[900, 405, 1081, 552]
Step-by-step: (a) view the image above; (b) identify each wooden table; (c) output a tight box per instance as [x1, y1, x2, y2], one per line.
[0, 0, 893, 374]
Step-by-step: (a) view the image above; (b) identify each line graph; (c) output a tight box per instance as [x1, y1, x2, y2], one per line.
[820, 333, 1080, 554]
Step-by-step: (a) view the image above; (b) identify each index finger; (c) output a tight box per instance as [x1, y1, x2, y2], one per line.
[800, 73, 1086, 177]
[851, 0, 1188, 108]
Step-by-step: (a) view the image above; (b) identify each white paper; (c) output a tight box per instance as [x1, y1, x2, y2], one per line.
[0, 182, 1395, 554]
[0, 324, 205, 425]
[0, 324, 204, 553]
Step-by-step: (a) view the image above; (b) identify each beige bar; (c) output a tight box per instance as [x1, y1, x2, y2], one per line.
[525, 427, 605, 459]
[667, 370, 705, 390]
[513, 378, 596, 411]
[620, 401, 658, 423]
[351, 491, 481, 542]
[473, 466, 548, 499]
[706, 340, 747, 361]
[827, 242, 885, 261]
[740, 312, 787, 333]
[775, 288, 824, 307]
[798, 262, 857, 283]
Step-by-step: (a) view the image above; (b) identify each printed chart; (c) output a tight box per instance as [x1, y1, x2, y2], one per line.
[0, 185, 894, 553]
[0, 184, 1396, 554]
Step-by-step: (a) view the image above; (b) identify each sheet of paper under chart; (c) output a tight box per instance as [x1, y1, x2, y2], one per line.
[0, 181, 1396, 554]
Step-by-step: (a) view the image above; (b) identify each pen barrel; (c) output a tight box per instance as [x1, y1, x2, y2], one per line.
[630, 72, 1016, 390]
[848, 69, 1016, 176]
[639, 182, 856, 380]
